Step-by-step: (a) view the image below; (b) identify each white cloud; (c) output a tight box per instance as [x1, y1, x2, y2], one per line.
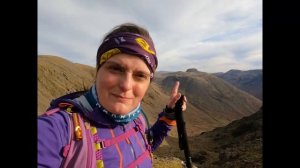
[38, 0, 262, 72]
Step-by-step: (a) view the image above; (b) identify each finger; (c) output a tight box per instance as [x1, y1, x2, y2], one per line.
[183, 95, 187, 102]
[171, 81, 180, 97]
[182, 102, 186, 111]
[168, 93, 181, 108]
[180, 96, 187, 111]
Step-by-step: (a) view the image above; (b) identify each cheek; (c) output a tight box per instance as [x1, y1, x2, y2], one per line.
[96, 71, 111, 94]
[97, 74, 117, 91]
[134, 83, 149, 99]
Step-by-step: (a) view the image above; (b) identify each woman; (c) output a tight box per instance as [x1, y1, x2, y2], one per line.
[38, 23, 186, 168]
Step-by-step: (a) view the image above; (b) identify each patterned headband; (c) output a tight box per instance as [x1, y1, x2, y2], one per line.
[96, 32, 158, 78]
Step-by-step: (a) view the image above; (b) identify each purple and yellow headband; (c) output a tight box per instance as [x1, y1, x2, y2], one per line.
[96, 32, 158, 78]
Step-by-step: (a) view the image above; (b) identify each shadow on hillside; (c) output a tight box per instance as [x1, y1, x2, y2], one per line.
[154, 136, 206, 167]
[155, 107, 262, 167]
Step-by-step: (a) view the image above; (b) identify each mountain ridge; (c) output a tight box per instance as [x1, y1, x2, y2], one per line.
[213, 69, 262, 100]
[154, 70, 262, 125]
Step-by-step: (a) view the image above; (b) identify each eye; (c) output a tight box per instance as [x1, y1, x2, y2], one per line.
[107, 65, 124, 73]
[134, 72, 150, 81]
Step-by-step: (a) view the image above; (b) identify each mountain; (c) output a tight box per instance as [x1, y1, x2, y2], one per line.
[213, 69, 262, 100]
[154, 69, 262, 126]
[142, 82, 224, 137]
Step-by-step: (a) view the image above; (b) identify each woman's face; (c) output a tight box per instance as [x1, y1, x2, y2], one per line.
[96, 53, 151, 115]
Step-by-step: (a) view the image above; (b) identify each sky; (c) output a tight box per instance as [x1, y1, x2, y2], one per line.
[38, 0, 262, 73]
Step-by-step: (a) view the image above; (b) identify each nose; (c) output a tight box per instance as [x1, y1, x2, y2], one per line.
[119, 73, 133, 92]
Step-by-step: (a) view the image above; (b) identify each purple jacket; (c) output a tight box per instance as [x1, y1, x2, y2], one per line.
[38, 93, 173, 168]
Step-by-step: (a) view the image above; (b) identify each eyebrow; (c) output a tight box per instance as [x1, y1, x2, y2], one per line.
[104, 61, 121, 67]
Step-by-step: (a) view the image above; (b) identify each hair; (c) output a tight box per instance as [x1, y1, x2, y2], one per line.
[102, 23, 153, 44]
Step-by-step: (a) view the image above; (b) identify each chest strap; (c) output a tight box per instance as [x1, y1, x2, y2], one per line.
[96, 125, 141, 149]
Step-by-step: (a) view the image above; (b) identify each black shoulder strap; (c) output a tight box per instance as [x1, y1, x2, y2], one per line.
[74, 95, 94, 112]
[140, 109, 151, 129]
[139, 109, 153, 145]
[49, 91, 86, 110]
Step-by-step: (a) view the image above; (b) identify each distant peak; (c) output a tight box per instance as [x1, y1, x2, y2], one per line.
[227, 69, 241, 73]
[186, 68, 198, 72]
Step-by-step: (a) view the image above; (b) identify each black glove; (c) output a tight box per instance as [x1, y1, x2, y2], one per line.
[163, 105, 176, 120]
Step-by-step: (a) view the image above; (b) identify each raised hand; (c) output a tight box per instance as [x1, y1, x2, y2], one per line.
[167, 81, 187, 111]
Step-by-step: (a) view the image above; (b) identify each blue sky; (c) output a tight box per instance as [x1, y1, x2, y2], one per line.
[38, 0, 262, 73]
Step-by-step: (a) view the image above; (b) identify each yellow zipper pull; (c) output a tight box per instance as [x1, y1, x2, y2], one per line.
[72, 112, 82, 140]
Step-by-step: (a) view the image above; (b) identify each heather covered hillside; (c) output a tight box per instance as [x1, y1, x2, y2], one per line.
[38, 55, 95, 115]
[156, 107, 262, 167]
[190, 107, 263, 167]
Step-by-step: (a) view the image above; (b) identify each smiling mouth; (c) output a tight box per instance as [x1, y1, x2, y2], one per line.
[112, 94, 133, 100]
